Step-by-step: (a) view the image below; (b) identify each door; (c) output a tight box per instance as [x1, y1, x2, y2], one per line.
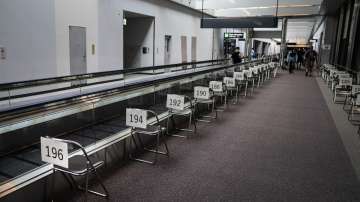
[181, 36, 187, 63]
[69, 26, 87, 75]
[181, 36, 187, 69]
[191, 36, 197, 62]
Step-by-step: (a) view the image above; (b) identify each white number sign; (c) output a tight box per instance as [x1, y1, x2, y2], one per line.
[41, 137, 69, 168]
[243, 70, 251, 77]
[234, 72, 245, 81]
[224, 77, 236, 87]
[338, 74, 351, 79]
[352, 85, 360, 94]
[126, 108, 147, 129]
[194, 86, 210, 99]
[166, 94, 185, 111]
[339, 78, 352, 86]
[209, 81, 223, 92]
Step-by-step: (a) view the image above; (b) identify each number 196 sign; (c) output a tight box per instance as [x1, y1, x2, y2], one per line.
[41, 137, 69, 168]
[126, 108, 147, 129]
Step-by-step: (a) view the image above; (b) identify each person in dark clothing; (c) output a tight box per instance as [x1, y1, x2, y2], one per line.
[287, 50, 297, 74]
[231, 47, 242, 64]
[304, 48, 318, 77]
[297, 49, 304, 70]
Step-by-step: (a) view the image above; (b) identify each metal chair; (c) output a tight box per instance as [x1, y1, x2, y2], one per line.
[333, 76, 352, 103]
[348, 92, 360, 123]
[224, 77, 239, 104]
[211, 81, 228, 111]
[343, 85, 360, 112]
[129, 109, 169, 165]
[195, 87, 217, 123]
[51, 138, 109, 201]
[166, 95, 197, 138]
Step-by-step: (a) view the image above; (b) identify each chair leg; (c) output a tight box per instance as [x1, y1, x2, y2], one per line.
[93, 169, 109, 198]
[84, 169, 89, 202]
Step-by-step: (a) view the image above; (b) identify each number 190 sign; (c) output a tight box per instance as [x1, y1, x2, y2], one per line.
[126, 108, 147, 129]
[41, 137, 69, 168]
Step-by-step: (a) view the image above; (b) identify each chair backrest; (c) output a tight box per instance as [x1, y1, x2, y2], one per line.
[194, 86, 212, 100]
[223, 77, 236, 88]
[49, 137, 95, 170]
[352, 85, 360, 94]
[338, 77, 352, 87]
[209, 81, 224, 92]
[166, 94, 193, 111]
[126, 108, 160, 129]
[234, 71, 245, 81]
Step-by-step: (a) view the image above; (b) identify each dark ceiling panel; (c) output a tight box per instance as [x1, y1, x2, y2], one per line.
[200, 17, 278, 28]
[320, 0, 347, 15]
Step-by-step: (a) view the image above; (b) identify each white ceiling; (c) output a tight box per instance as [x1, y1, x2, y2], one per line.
[172, 0, 324, 43]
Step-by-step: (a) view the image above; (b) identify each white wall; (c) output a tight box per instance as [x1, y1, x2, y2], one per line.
[0, 0, 57, 83]
[98, 0, 219, 70]
[55, 0, 99, 76]
[0, 0, 221, 83]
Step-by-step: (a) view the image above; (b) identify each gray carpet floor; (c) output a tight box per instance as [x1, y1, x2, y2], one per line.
[69, 72, 360, 202]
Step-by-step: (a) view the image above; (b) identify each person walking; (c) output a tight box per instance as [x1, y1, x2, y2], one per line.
[304, 48, 318, 77]
[231, 47, 242, 64]
[287, 49, 297, 74]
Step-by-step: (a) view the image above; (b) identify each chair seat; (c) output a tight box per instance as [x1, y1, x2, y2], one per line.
[336, 90, 351, 95]
[214, 92, 227, 97]
[134, 125, 161, 135]
[196, 98, 214, 104]
[227, 87, 237, 91]
[55, 155, 104, 176]
[169, 108, 192, 116]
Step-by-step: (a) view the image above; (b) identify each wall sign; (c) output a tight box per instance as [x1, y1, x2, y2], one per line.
[41, 137, 69, 168]
[224, 32, 245, 39]
[126, 108, 147, 129]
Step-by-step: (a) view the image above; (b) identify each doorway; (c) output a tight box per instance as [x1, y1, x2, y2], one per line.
[123, 11, 155, 69]
[69, 26, 87, 75]
[191, 36, 197, 62]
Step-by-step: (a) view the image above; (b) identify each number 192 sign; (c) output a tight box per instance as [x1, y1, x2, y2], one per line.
[41, 137, 69, 168]
[166, 94, 185, 111]
[126, 108, 147, 129]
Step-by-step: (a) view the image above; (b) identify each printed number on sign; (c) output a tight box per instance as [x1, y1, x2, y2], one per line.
[126, 108, 147, 129]
[167, 94, 185, 110]
[194, 86, 210, 99]
[41, 137, 69, 168]
[224, 77, 236, 87]
[209, 81, 223, 92]
[234, 72, 244, 80]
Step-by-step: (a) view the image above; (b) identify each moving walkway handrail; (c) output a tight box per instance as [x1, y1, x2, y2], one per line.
[0, 59, 228, 91]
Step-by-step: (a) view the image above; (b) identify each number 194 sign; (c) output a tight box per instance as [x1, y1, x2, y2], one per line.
[126, 108, 147, 129]
[41, 137, 69, 168]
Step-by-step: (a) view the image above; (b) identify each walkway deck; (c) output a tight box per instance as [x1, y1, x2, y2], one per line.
[68, 72, 360, 202]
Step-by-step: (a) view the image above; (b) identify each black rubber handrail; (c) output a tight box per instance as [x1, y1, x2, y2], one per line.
[0, 59, 228, 91]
